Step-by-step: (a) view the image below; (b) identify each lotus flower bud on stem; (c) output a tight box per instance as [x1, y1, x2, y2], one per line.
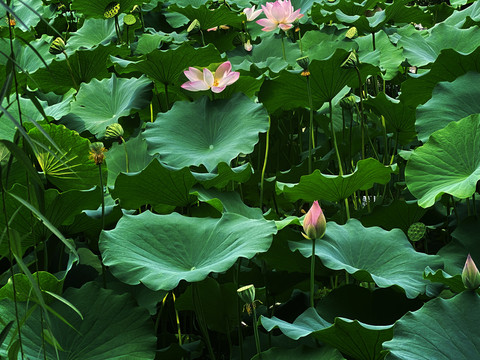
[302, 201, 327, 240]
[49, 37, 66, 55]
[89, 142, 107, 166]
[105, 123, 124, 142]
[462, 254, 480, 290]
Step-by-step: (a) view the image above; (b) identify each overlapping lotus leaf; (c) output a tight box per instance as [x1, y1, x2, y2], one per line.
[406, 114, 480, 208]
[99, 211, 277, 290]
[383, 292, 480, 359]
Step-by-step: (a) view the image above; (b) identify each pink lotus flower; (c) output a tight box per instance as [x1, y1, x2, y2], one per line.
[243, 5, 262, 21]
[181, 61, 240, 93]
[256, 0, 304, 31]
[302, 201, 326, 240]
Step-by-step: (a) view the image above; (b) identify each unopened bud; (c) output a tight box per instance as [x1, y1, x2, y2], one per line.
[302, 201, 327, 240]
[462, 254, 480, 290]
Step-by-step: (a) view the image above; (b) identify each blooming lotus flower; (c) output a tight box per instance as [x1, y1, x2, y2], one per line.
[256, 0, 304, 32]
[243, 5, 262, 21]
[462, 254, 480, 290]
[181, 61, 240, 93]
[302, 201, 326, 240]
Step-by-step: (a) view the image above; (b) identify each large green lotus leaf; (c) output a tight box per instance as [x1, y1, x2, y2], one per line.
[168, 4, 244, 29]
[191, 162, 253, 189]
[289, 219, 443, 298]
[111, 158, 197, 209]
[355, 31, 404, 81]
[0, 271, 62, 302]
[68, 18, 118, 50]
[262, 308, 393, 360]
[276, 158, 395, 203]
[415, 72, 480, 143]
[399, 23, 480, 67]
[252, 346, 346, 360]
[360, 200, 426, 233]
[106, 133, 153, 187]
[72, 0, 144, 18]
[69, 74, 152, 136]
[28, 123, 104, 191]
[400, 47, 480, 108]
[111, 43, 222, 86]
[0, 96, 46, 141]
[258, 49, 380, 112]
[30, 44, 123, 94]
[311, 0, 431, 34]
[405, 114, 480, 208]
[383, 292, 480, 360]
[144, 94, 269, 171]
[0, 282, 156, 359]
[228, 32, 301, 73]
[99, 211, 277, 291]
[443, 0, 480, 27]
[302, 27, 357, 62]
[364, 92, 416, 144]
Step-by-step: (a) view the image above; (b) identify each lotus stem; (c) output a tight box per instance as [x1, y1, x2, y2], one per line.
[329, 100, 350, 220]
[252, 305, 261, 356]
[62, 51, 78, 90]
[0, 167, 25, 359]
[171, 292, 183, 346]
[473, 194, 477, 218]
[307, 75, 314, 173]
[114, 15, 121, 44]
[98, 163, 107, 289]
[298, 27, 303, 55]
[120, 137, 129, 173]
[281, 33, 286, 61]
[193, 283, 216, 360]
[200, 29, 205, 47]
[310, 239, 316, 308]
[259, 116, 270, 209]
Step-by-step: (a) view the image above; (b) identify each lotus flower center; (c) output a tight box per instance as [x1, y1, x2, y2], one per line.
[213, 80, 220, 87]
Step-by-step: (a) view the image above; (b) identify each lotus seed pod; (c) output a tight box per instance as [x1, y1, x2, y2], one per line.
[89, 142, 106, 165]
[345, 26, 358, 39]
[237, 284, 256, 304]
[104, 2, 120, 18]
[296, 56, 310, 71]
[341, 51, 359, 68]
[187, 19, 201, 32]
[340, 95, 357, 110]
[105, 123, 124, 140]
[48, 37, 66, 55]
[407, 222, 426, 242]
[124, 14, 136, 26]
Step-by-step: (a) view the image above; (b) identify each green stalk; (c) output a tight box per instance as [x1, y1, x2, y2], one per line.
[120, 137, 129, 173]
[307, 75, 314, 174]
[0, 167, 25, 359]
[252, 305, 261, 356]
[310, 239, 316, 308]
[171, 292, 183, 346]
[259, 117, 270, 209]
[329, 101, 350, 219]
[193, 283, 216, 360]
[98, 164, 107, 289]
[281, 33, 286, 61]
[62, 51, 78, 91]
[298, 27, 303, 55]
[114, 15, 121, 44]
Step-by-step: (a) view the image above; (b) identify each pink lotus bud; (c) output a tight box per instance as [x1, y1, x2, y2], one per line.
[462, 254, 480, 290]
[244, 40, 253, 52]
[302, 201, 326, 240]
